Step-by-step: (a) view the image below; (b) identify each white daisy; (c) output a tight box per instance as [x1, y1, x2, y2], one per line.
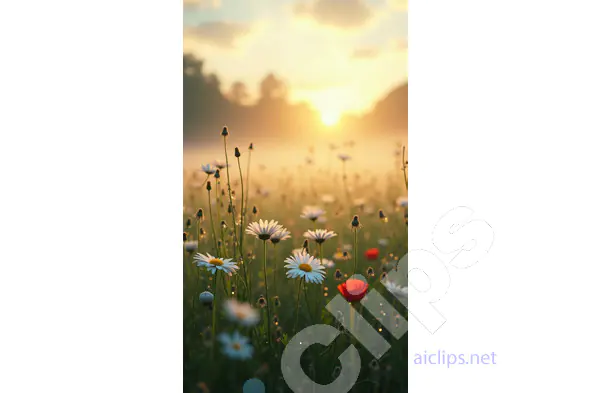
[218, 331, 254, 360]
[382, 280, 408, 299]
[201, 164, 216, 175]
[193, 253, 239, 276]
[300, 206, 326, 222]
[223, 299, 260, 327]
[270, 228, 291, 244]
[396, 196, 408, 208]
[303, 229, 338, 244]
[245, 219, 285, 241]
[184, 240, 198, 253]
[321, 258, 335, 268]
[321, 194, 336, 204]
[284, 251, 326, 284]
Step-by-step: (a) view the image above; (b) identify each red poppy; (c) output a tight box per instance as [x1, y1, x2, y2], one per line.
[365, 248, 379, 260]
[337, 278, 369, 302]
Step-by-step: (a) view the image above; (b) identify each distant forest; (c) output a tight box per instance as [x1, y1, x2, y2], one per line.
[183, 54, 407, 142]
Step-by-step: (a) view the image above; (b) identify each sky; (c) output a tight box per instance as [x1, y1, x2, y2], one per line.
[183, 0, 407, 122]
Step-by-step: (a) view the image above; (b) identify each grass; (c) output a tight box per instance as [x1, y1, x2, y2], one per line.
[183, 136, 408, 393]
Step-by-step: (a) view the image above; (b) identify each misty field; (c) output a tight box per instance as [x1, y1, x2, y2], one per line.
[183, 130, 409, 393]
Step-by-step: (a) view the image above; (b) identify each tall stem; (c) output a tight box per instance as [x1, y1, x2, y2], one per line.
[294, 278, 303, 334]
[262, 240, 271, 346]
[237, 156, 247, 292]
[207, 190, 218, 255]
[211, 271, 218, 359]
[353, 229, 358, 275]
[223, 137, 238, 259]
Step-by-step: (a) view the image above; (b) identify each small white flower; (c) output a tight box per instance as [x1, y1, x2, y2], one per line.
[321, 258, 335, 268]
[213, 160, 229, 170]
[301, 206, 326, 222]
[223, 299, 260, 327]
[303, 229, 338, 244]
[353, 198, 366, 207]
[321, 194, 336, 204]
[338, 153, 351, 162]
[270, 228, 291, 244]
[184, 240, 198, 253]
[218, 331, 254, 360]
[396, 196, 408, 208]
[245, 219, 285, 240]
[382, 280, 408, 299]
[201, 164, 216, 175]
[284, 251, 326, 284]
[193, 253, 239, 276]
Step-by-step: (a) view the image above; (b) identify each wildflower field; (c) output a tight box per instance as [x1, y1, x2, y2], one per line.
[183, 128, 409, 393]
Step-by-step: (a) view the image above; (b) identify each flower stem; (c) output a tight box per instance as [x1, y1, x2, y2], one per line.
[236, 155, 248, 294]
[294, 278, 303, 334]
[353, 229, 358, 275]
[207, 190, 218, 255]
[211, 271, 218, 359]
[262, 240, 271, 346]
[223, 137, 238, 259]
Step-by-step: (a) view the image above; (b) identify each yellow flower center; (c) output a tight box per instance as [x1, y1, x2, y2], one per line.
[232, 343, 241, 350]
[299, 263, 312, 272]
[209, 258, 224, 266]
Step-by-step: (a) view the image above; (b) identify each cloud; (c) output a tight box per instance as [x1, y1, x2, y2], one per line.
[294, 0, 373, 29]
[351, 47, 381, 59]
[184, 22, 250, 48]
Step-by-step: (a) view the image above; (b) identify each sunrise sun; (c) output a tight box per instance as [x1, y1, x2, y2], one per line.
[321, 111, 340, 127]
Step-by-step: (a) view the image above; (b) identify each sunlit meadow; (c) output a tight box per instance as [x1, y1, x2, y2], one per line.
[183, 128, 408, 393]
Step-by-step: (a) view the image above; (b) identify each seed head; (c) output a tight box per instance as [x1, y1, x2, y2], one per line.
[214, 170, 220, 179]
[221, 126, 229, 137]
[351, 215, 361, 229]
[252, 206, 258, 215]
[206, 181, 212, 191]
[249, 143, 254, 150]
[196, 208, 204, 221]
[235, 147, 241, 158]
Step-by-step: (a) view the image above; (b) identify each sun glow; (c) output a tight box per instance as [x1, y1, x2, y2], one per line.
[321, 111, 341, 127]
